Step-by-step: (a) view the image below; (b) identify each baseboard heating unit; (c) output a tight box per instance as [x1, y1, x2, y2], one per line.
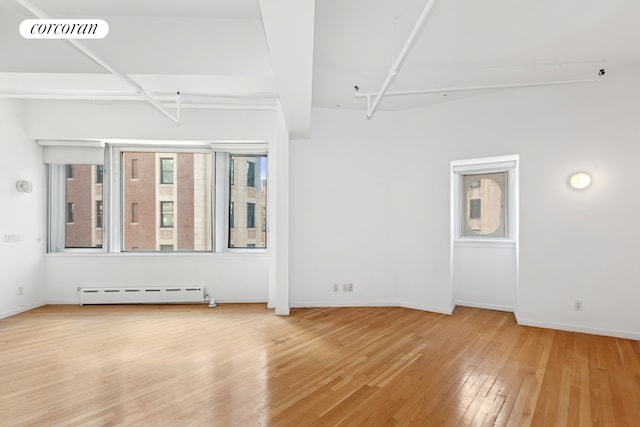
[78, 286, 206, 305]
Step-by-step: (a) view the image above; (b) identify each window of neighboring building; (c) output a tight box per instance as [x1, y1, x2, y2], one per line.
[96, 201, 103, 228]
[66, 165, 74, 179]
[160, 245, 174, 251]
[131, 158, 139, 180]
[230, 202, 234, 228]
[246, 161, 255, 187]
[131, 203, 139, 224]
[66, 202, 74, 223]
[96, 165, 104, 184]
[247, 203, 256, 229]
[160, 201, 174, 228]
[160, 158, 174, 184]
[469, 198, 481, 219]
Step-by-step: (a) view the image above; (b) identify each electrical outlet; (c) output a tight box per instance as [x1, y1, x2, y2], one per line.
[17, 287, 24, 296]
[333, 283, 339, 292]
[4, 233, 24, 242]
[343, 283, 354, 292]
[574, 300, 583, 311]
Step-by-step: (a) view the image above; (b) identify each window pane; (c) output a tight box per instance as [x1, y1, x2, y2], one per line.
[161, 201, 174, 227]
[462, 172, 506, 237]
[229, 155, 267, 249]
[246, 161, 255, 187]
[160, 158, 174, 184]
[65, 164, 103, 248]
[122, 151, 212, 251]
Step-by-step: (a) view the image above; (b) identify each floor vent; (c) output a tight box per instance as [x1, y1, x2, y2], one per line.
[78, 286, 205, 305]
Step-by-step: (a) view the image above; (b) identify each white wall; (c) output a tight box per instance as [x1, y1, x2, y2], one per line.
[0, 100, 46, 318]
[290, 108, 400, 307]
[24, 100, 276, 305]
[292, 66, 640, 338]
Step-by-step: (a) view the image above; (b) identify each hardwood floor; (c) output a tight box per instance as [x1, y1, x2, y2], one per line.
[1, 304, 638, 426]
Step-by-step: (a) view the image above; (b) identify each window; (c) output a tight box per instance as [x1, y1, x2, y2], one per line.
[49, 163, 104, 251]
[160, 201, 174, 228]
[227, 155, 267, 249]
[246, 161, 255, 187]
[121, 151, 212, 251]
[131, 203, 139, 224]
[160, 158, 174, 184]
[452, 155, 518, 242]
[66, 202, 74, 223]
[96, 201, 103, 228]
[48, 144, 267, 253]
[469, 199, 481, 219]
[247, 203, 256, 228]
[131, 158, 139, 180]
[462, 172, 506, 237]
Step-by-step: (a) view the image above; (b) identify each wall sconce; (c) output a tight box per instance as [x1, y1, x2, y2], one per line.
[569, 172, 591, 190]
[16, 180, 33, 193]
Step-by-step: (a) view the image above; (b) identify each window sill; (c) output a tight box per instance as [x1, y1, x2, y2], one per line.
[45, 250, 269, 257]
[454, 239, 516, 249]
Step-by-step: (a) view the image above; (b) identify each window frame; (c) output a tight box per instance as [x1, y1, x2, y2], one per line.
[451, 155, 519, 247]
[159, 157, 174, 184]
[48, 162, 107, 253]
[47, 142, 269, 255]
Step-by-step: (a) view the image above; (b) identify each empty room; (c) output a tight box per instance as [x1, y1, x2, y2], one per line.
[1, 0, 639, 425]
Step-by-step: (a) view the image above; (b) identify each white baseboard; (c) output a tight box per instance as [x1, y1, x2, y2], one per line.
[46, 297, 267, 305]
[291, 300, 398, 309]
[515, 313, 640, 341]
[455, 300, 514, 313]
[211, 298, 268, 304]
[0, 300, 46, 320]
[399, 301, 455, 315]
[291, 300, 455, 316]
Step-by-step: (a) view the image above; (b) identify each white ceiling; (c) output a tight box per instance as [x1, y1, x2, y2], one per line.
[313, 0, 640, 111]
[1, 0, 639, 130]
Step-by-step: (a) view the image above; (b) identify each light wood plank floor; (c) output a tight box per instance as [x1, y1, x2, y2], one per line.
[1, 304, 639, 426]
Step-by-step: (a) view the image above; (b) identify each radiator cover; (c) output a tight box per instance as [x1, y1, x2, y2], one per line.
[78, 286, 205, 305]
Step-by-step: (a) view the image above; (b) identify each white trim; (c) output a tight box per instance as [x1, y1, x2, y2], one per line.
[451, 154, 519, 243]
[515, 315, 640, 341]
[454, 239, 516, 249]
[291, 300, 455, 315]
[454, 301, 514, 313]
[291, 300, 399, 308]
[211, 142, 268, 154]
[399, 301, 455, 315]
[38, 139, 105, 148]
[0, 300, 46, 320]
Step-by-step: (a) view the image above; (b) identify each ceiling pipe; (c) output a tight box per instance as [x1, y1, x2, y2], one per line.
[355, 74, 604, 104]
[0, 92, 276, 111]
[0, 90, 277, 109]
[366, 0, 440, 119]
[14, 0, 182, 125]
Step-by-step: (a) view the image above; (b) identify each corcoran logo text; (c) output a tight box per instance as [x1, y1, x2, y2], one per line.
[20, 19, 109, 39]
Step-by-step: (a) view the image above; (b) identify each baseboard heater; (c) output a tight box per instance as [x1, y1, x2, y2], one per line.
[78, 286, 206, 305]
